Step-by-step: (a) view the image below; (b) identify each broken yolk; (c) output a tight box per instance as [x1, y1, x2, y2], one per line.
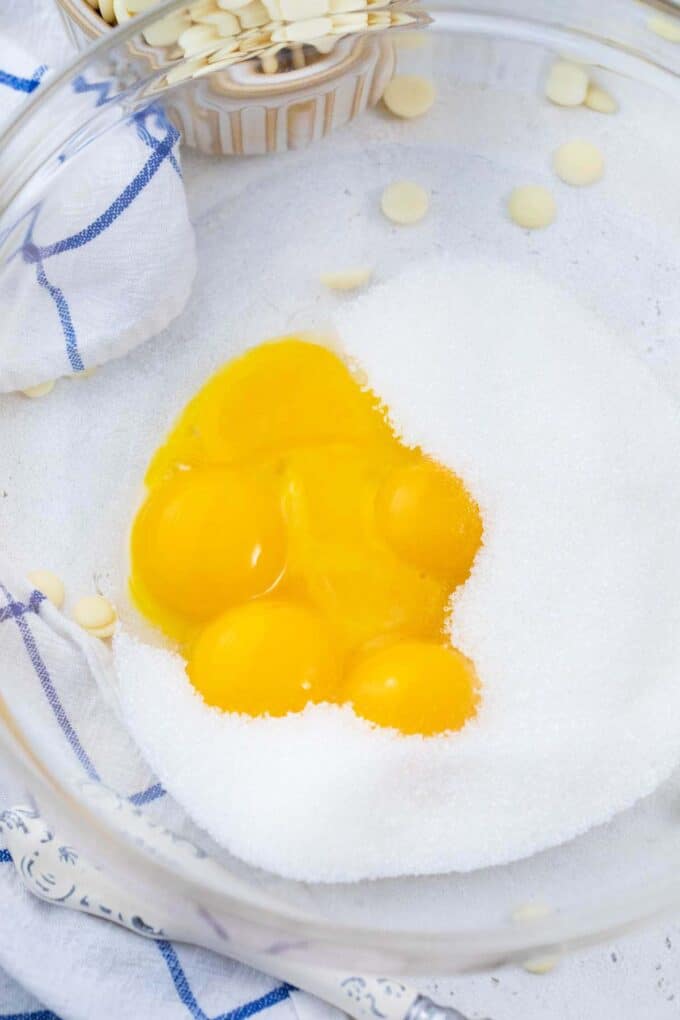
[130, 337, 483, 736]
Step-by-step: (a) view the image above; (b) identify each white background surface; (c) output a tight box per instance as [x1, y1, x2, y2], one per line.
[430, 918, 680, 1019]
[3, 1, 680, 1017]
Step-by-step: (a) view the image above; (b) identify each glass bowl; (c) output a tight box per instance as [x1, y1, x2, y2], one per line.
[1, 0, 680, 984]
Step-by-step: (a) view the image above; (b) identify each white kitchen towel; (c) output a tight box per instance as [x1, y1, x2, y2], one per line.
[0, 34, 196, 392]
[0, 552, 334, 1020]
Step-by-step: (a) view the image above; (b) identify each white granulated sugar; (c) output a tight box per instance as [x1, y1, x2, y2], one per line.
[113, 258, 680, 883]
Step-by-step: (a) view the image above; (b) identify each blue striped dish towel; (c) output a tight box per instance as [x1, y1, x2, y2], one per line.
[0, 36, 196, 393]
[0, 554, 335, 1020]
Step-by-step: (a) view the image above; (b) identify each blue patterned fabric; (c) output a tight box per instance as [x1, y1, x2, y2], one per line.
[0, 36, 195, 393]
[0, 837, 300, 1020]
[0, 566, 319, 1020]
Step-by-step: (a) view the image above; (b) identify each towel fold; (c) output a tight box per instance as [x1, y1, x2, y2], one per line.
[0, 34, 196, 392]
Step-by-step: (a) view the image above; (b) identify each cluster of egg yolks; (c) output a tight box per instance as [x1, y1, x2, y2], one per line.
[130, 338, 483, 736]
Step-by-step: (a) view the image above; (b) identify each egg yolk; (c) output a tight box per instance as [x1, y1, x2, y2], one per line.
[130, 467, 285, 627]
[345, 641, 479, 737]
[188, 601, 340, 716]
[130, 337, 484, 735]
[376, 460, 482, 586]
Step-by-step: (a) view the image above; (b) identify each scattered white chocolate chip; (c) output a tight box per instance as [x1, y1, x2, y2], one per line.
[382, 74, 436, 119]
[320, 266, 373, 291]
[545, 59, 589, 107]
[21, 380, 55, 398]
[523, 955, 561, 975]
[511, 901, 552, 923]
[27, 570, 65, 610]
[648, 14, 680, 42]
[380, 180, 429, 225]
[584, 83, 618, 114]
[553, 139, 604, 186]
[507, 185, 556, 229]
[73, 595, 117, 638]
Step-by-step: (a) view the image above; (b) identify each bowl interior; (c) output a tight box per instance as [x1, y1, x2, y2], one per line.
[2, 1, 680, 972]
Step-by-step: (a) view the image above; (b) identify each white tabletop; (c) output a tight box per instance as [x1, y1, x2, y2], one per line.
[425, 917, 680, 1019]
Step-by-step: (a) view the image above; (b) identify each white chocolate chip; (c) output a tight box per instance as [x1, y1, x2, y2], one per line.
[27, 570, 65, 610]
[73, 595, 117, 638]
[553, 140, 604, 186]
[545, 59, 589, 107]
[178, 23, 220, 56]
[507, 185, 556, 229]
[201, 46, 240, 71]
[382, 74, 435, 119]
[523, 955, 561, 975]
[21, 380, 55, 398]
[320, 266, 373, 291]
[88, 621, 119, 639]
[511, 901, 552, 923]
[381, 181, 429, 225]
[113, 0, 132, 21]
[144, 12, 192, 46]
[199, 10, 240, 35]
[237, 0, 270, 27]
[648, 14, 680, 42]
[98, 0, 116, 23]
[272, 16, 332, 41]
[166, 55, 210, 83]
[584, 83, 618, 114]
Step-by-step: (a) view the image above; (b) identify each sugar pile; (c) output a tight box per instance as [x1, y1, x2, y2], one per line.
[113, 258, 680, 883]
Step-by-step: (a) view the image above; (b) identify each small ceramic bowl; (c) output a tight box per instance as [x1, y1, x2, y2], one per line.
[56, 0, 398, 155]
